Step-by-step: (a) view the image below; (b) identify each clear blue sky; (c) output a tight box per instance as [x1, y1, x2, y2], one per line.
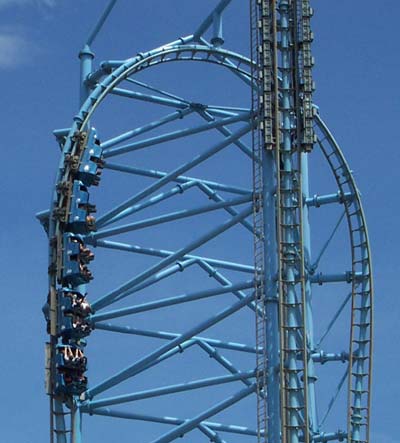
[0, 1, 398, 442]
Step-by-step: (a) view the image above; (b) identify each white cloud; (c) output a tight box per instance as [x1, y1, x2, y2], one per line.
[0, 0, 56, 9]
[0, 0, 59, 68]
[0, 33, 35, 69]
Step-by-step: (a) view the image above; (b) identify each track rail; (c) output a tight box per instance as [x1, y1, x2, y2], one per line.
[43, 6, 373, 441]
[315, 115, 373, 443]
[47, 42, 256, 443]
[250, 1, 269, 443]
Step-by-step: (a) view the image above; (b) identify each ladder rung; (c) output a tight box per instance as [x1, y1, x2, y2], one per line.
[333, 164, 344, 172]
[353, 242, 368, 248]
[280, 205, 300, 210]
[283, 368, 303, 373]
[283, 405, 305, 411]
[52, 411, 69, 417]
[354, 290, 371, 296]
[280, 245, 300, 251]
[353, 259, 369, 264]
[279, 188, 300, 194]
[352, 355, 370, 361]
[351, 227, 365, 233]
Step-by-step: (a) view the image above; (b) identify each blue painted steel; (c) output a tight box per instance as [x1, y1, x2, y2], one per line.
[305, 191, 353, 207]
[86, 291, 255, 398]
[89, 239, 255, 273]
[279, 4, 304, 442]
[96, 123, 252, 227]
[211, 10, 224, 46]
[90, 407, 259, 437]
[101, 108, 193, 149]
[90, 279, 254, 322]
[85, 0, 118, 47]
[91, 206, 253, 310]
[148, 384, 257, 443]
[75, 129, 103, 186]
[94, 322, 259, 354]
[263, 149, 280, 441]
[310, 271, 362, 285]
[103, 112, 250, 158]
[53, 399, 67, 443]
[40, 2, 373, 442]
[86, 371, 256, 409]
[91, 193, 252, 239]
[66, 181, 94, 234]
[79, 45, 94, 106]
[193, 0, 232, 41]
[103, 162, 252, 195]
[71, 401, 82, 443]
[302, 153, 319, 434]
[101, 181, 198, 227]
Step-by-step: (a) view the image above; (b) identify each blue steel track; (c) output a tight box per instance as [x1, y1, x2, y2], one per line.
[38, 1, 373, 443]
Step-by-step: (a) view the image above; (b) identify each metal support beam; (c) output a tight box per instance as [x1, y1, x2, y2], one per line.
[310, 272, 362, 285]
[305, 192, 353, 208]
[103, 162, 251, 195]
[86, 291, 255, 397]
[92, 194, 252, 239]
[89, 239, 254, 274]
[86, 0, 118, 46]
[91, 280, 253, 322]
[92, 206, 253, 310]
[148, 384, 257, 443]
[101, 108, 193, 149]
[102, 181, 197, 227]
[89, 408, 259, 437]
[193, 0, 232, 41]
[95, 323, 259, 354]
[96, 123, 252, 227]
[86, 371, 255, 409]
[103, 112, 250, 157]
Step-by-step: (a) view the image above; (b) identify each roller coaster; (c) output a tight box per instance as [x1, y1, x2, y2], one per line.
[38, 1, 373, 442]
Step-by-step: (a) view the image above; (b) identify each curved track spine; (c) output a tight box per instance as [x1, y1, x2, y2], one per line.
[315, 115, 373, 443]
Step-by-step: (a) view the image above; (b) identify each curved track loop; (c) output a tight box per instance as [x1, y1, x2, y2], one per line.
[315, 115, 373, 443]
[47, 37, 373, 443]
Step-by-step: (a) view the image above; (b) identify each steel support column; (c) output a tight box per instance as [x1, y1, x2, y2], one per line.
[264, 148, 280, 440]
[302, 152, 318, 434]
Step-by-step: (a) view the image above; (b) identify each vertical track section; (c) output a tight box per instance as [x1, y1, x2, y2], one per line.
[277, 1, 313, 442]
[251, 2, 316, 442]
[46, 128, 103, 443]
[250, 2, 268, 442]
